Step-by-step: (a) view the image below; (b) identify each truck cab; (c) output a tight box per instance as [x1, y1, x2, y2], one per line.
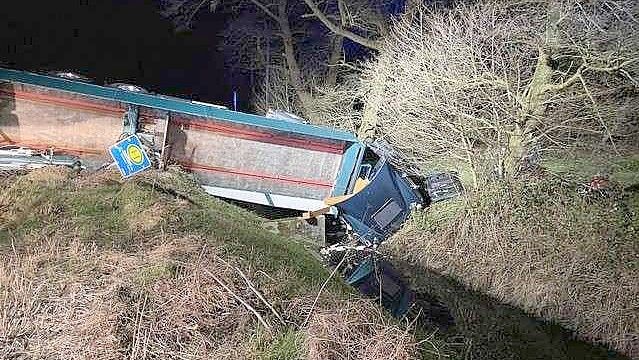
[323, 143, 427, 245]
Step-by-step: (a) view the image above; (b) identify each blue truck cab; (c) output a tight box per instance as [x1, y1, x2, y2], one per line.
[332, 150, 425, 245]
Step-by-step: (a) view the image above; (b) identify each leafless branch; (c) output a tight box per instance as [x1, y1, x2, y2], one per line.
[248, 0, 280, 21]
[302, 0, 383, 50]
[202, 268, 273, 332]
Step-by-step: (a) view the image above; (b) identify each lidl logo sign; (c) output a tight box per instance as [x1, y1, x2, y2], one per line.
[127, 144, 144, 165]
[109, 134, 151, 177]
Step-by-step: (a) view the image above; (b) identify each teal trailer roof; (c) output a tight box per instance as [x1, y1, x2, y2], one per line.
[0, 67, 358, 143]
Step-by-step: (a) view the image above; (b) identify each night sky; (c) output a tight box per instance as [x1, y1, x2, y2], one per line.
[0, 0, 247, 109]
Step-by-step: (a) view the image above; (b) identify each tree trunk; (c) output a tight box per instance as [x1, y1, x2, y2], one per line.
[504, 1, 560, 177]
[326, 36, 344, 87]
[277, 0, 314, 119]
[326, 0, 347, 87]
[359, 93, 382, 142]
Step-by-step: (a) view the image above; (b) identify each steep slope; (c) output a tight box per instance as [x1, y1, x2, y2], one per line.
[388, 156, 639, 358]
[0, 167, 422, 359]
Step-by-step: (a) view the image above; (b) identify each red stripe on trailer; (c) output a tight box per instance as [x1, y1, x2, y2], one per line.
[181, 161, 334, 188]
[169, 116, 345, 155]
[0, 88, 124, 116]
[1, 88, 346, 155]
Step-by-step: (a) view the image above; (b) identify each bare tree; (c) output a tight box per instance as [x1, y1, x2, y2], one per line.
[359, 0, 639, 183]
[159, 0, 390, 121]
[160, 0, 318, 117]
[253, 64, 299, 114]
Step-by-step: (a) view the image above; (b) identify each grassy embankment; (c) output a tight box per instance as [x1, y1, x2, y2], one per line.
[387, 152, 639, 358]
[0, 167, 426, 359]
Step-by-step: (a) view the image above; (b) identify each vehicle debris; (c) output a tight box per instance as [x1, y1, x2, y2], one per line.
[0, 145, 82, 171]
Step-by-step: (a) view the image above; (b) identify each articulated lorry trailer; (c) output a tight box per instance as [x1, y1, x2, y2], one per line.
[0, 67, 459, 244]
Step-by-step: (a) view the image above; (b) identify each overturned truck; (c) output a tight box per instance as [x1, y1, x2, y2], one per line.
[0, 67, 459, 245]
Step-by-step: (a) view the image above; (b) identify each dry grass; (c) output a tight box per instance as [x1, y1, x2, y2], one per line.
[304, 299, 420, 360]
[0, 234, 263, 359]
[0, 167, 423, 359]
[1, 236, 127, 359]
[387, 178, 639, 358]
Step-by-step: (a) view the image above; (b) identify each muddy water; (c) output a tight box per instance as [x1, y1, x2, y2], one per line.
[393, 260, 628, 360]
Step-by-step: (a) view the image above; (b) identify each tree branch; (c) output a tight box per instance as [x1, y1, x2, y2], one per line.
[586, 58, 639, 74]
[302, 0, 382, 50]
[202, 268, 273, 332]
[543, 58, 639, 93]
[276, 0, 314, 117]
[543, 65, 585, 93]
[186, 0, 210, 26]
[249, 0, 279, 21]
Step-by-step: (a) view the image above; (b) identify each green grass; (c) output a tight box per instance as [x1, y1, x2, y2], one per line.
[543, 152, 639, 187]
[133, 263, 178, 287]
[179, 206, 349, 296]
[250, 328, 304, 360]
